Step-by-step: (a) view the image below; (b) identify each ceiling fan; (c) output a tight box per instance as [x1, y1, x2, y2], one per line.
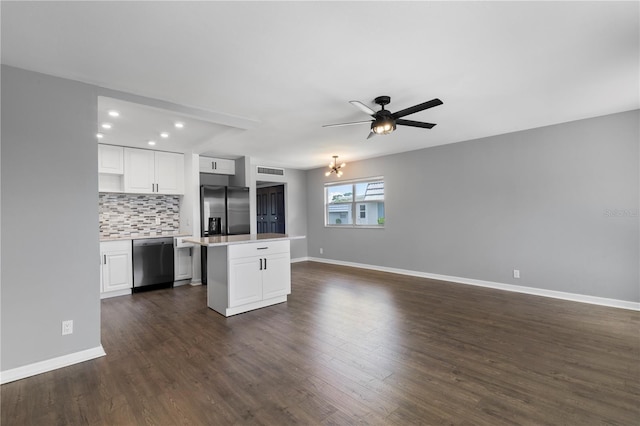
[323, 96, 443, 139]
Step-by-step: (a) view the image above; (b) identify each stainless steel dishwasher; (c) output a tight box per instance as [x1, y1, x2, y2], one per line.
[132, 237, 175, 292]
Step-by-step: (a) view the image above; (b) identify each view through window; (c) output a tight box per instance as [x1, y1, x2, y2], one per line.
[325, 178, 385, 227]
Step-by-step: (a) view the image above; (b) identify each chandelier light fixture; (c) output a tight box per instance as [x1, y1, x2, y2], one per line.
[325, 155, 346, 177]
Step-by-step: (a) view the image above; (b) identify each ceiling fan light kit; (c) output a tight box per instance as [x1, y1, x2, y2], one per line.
[324, 95, 443, 139]
[372, 116, 396, 135]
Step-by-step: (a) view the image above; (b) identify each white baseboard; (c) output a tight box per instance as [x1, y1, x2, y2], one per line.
[100, 289, 131, 299]
[306, 257, 640, 311]
[291, 256, 310, 263]
[0, 345, 106, 385]
[173, 279, 192, 287]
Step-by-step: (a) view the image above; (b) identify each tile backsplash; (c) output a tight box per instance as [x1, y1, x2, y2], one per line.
[99, 194, 180, 238]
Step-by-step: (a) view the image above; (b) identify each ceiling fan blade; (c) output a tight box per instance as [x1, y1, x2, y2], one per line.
[392, 98, 443, 119]
[396, 119, 436, 129]
[322, 120, 372, 128]
[350, 100, 376, 116]
[367, 130, 376, 139]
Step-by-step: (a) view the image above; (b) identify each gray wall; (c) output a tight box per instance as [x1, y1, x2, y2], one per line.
[307, 110, 639, 303]
[1, 66, 101, 370]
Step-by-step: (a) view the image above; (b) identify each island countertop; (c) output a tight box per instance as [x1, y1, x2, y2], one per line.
[184, 233, 305, 247]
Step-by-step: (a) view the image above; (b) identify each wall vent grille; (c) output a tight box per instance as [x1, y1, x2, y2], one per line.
[257, 166, 285, 176]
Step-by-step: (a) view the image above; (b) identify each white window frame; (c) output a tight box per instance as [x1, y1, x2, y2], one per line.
[324, 176, 385, 228]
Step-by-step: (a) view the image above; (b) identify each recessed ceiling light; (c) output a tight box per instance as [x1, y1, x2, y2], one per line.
[96, 133, 104, 139]
[174, 122, 184, 129]
[108, 110, 120, 117]
[160, 132, 169, 138]
[148, 140, 156, 146]
[101, 123, 112, 129]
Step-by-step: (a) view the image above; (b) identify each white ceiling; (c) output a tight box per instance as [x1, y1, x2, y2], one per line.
[2, 1, 638, 169]
[98, 97, 241, 156]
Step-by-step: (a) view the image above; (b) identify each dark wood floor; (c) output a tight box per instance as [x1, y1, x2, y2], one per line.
[2, 261, 639, 425]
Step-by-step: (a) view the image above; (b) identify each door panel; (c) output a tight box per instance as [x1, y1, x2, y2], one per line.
[103, 251, 131, 292]
[256, 185, 285, 234]
[228, 257, 262, 307]
[155, 151, 184, 194]
[124, 148, 154, 193]
[262, 253, 291, 299]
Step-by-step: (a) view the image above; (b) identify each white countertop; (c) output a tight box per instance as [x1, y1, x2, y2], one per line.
[99, 233, 191, 242]
[184, 233, 306, 247]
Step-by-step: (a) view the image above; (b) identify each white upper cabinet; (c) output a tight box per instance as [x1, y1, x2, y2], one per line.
[199, 156, 235, 175]
[98, 144, 124, 174]
[124, 148, 155, 193]
[124, 147, 184, 195]
[155, 151, 184, 194]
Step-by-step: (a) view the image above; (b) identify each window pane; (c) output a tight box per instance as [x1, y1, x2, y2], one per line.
[355, 202, 384, 225]
[327, 204, 353, 225]
[327, 184, 353, 203]
[325, 179, 384, 227]
[355, 181, 384, 201]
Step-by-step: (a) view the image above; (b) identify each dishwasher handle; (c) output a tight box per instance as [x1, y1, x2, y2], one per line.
[133, 238, 174, 247]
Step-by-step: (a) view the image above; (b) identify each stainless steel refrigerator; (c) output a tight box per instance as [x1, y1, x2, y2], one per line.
[200, 185, 250, 283]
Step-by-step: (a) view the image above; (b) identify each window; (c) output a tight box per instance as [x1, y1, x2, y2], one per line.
[325, 177, 384, 227]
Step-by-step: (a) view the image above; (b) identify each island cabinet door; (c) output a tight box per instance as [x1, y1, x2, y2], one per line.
[262, 252, 291, 299]
[228, 257, 262, 307]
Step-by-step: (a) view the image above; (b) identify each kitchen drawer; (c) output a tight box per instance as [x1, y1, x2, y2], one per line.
[100, 239, 132, 252]
[228, 240, 290, 259]
[174, 236, 195, 248]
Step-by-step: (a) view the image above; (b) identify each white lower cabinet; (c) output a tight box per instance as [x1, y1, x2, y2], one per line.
[228, 257, 264, 307]
[174, 247, 193, 281]
[261, 252, 291, 299]
[207, 240, 291, 316]
[100, 240, 132, 298]
[174, 237, 194, 282]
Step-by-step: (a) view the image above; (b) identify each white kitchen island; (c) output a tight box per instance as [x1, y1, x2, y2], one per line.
[184, 234, 305, 317]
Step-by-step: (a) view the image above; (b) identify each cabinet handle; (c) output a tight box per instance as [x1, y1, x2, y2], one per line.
[103, 254, 107, 264]
[257, 247, 268, 250]
[212, 161, 217, 170]
[259, 258, 263, 270]
[264, 258, 267, 270]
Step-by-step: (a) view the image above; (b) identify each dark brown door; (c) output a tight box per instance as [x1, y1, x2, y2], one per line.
[256, 185, 285, 234]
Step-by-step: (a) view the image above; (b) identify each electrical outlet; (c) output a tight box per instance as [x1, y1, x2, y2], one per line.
[319, 248, 323, 254]
[62, 320, 73, 335]
[513, 269, 520, 279]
